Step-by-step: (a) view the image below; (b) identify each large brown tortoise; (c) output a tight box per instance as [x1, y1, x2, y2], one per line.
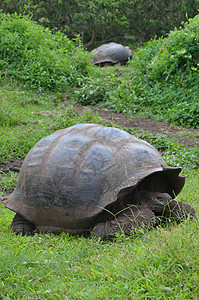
[1, 124, 195, 238]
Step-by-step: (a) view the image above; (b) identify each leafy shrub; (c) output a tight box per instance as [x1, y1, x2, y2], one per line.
[101, 80, 139, 114]
[164, 147, 199, 170]
[128, 15, 199, 128]
[167, 100, 199, 128]
[130, 38, 163, 76]
[73, 67, 128, 106]
[0, 13, 90, 91]
[101, 14, 199, 128]
[74, 14, 199, 128]
[74, 77, 111, 105]
[150, 15, 199, 80]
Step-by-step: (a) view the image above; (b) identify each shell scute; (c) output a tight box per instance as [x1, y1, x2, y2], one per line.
[91, 42, 132, 65]
[3, 124, 185, 233]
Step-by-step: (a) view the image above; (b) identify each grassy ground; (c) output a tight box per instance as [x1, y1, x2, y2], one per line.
[0, 173, 198, 299]
[0, 82, 198, 299]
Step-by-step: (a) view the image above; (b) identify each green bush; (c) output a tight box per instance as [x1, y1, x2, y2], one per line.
[149, 15, 199, 80]
[0, 13, 90, 91]
[75, 15, 199, 128]
[129, 15, 199, 128]
[74, 77, 112, 105]
[99, 15, 199, 128]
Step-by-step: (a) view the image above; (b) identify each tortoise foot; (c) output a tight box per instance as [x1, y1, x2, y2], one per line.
[10, 213, 36, 236]
[161, 200, 195, 222]
[91, 206, 157, 239]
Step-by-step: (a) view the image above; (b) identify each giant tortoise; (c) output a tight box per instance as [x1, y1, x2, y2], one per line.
[91, 42, 132, 66]
[1, 124, 195, 238]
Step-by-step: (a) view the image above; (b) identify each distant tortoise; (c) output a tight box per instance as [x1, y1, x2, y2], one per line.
[91, 42, 132, 66]
[0, 124, 195, 239]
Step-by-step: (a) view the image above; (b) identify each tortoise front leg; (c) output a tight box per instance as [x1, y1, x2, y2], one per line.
[10, 213, 36, 236]
[161, 200, 195, 222]
[91, 206, 157, 239]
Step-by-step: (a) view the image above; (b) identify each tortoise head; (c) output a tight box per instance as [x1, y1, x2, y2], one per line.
[137, 190, 172, 213]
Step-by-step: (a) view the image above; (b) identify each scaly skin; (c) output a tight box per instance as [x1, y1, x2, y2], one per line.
[10, 213, 36, 236]
[160, 200, 195, 222]
[91, 206, 156, 239]
[91, 191, 195, 239]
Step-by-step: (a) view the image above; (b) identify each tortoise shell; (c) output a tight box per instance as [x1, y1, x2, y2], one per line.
[4, 124, 185, 234]
[91, 42, 132, 66]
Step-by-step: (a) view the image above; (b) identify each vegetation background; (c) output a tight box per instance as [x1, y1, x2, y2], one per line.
[0, 0, 199, 49]
[0, 2, 198, 299]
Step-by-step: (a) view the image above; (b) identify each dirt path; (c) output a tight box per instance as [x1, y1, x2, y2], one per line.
[75, 105, 199, 148]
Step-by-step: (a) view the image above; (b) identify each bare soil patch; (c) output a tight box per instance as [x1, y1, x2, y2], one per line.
[75, 105, 199, 148]
[0, 159, 23, 173]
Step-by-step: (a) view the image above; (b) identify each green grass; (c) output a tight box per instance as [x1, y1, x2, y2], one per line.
[0, 172, 198, 299]
[0, 83, 103, 163]
[0, 81, 198, 299]
[0, 16, 199, 297]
